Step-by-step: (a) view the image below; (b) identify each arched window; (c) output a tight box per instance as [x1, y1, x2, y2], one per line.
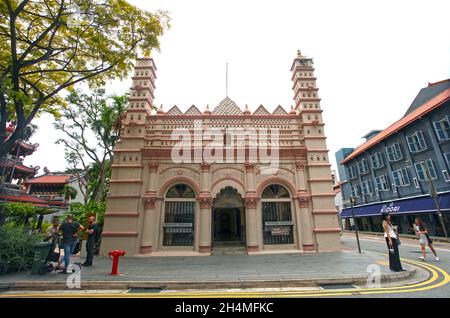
[262, 184, 290, 199]
[163, 184, 196, 247]
[261, 184, 294, 245]
[165, 184, 195, 199]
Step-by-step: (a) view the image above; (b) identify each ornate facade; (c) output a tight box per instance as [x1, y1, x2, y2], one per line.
[101, 51, 342, 256]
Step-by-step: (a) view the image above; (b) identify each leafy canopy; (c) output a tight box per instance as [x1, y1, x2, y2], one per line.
[0, 0, 169, 157]
[55, 88, 127, 203]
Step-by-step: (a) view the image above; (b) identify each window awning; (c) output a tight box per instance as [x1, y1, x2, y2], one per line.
[340, 192, 450, 218]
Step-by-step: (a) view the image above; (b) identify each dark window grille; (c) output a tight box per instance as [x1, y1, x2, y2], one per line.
[165, 184, 195, 198]
[163, 201, 195, 246]
[262, 202, 294, 245]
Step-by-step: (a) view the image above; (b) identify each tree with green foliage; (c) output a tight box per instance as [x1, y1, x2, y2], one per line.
[0, 0, 170, 158]
[67, 200, 106, 227]
[59, 184, 78, 201]
[0, 201, 54, 227]
[54, 88, 127, 204]
[0, 202, 36, 226]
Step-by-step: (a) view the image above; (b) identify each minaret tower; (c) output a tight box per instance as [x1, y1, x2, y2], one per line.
[291, 50, 342, 252]
[125, 58, 157, 142]
[101, 58, 158, 255]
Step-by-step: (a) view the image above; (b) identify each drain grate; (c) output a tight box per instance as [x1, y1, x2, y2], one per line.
[127, 288, 163, 294]
[319, 284, 356, 290]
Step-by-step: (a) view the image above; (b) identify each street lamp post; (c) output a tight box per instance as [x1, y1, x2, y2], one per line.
[350, 196, 362, 253]
[420, 160, 449, 242]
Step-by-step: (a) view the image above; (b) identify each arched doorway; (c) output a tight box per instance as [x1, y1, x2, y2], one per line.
[261, 184, 294, 245]
[162, 184, 196, 247]
[212, 187, 245, 246]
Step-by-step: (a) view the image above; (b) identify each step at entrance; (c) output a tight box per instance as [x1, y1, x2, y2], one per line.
[211, 242, 246, 255]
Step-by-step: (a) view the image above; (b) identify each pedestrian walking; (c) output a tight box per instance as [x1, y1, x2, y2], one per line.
[59, 215, 84, 273]
[382, 212, 404, 272]
[82, 215, 100, 267]
[413, 218, 439, 261]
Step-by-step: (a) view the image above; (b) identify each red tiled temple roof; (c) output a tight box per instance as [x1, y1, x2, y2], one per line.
[0, 193, 50, 207]
[0, 160, 37, 177]
[24, 175, 70, 184]
[15, 141, 38, 155]
[342, 87, 450, 164]
[14, 164, 36, 174]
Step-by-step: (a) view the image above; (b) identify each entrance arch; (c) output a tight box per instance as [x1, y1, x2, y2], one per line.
[212, 187, 245, 245]
[261, 184, 294, 245]
[162, 184, 196, 247]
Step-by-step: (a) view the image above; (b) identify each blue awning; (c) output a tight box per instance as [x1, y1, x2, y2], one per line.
[340, 192, 450, 218]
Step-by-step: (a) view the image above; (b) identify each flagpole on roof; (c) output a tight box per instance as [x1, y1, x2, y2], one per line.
[225, 62, 228, 97]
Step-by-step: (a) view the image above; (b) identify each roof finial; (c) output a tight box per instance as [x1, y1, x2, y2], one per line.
[297, 49, 303, 58]
[244, 104, 251, 115]
[157, 104, 164, 115]
[204, 104, 211, 115]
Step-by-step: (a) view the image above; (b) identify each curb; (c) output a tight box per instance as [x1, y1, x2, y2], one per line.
[0, 267, 416, 291]
[343, 230, 450, 243]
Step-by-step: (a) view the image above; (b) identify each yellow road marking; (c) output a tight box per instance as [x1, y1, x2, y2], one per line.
[1, 257, 448, 298]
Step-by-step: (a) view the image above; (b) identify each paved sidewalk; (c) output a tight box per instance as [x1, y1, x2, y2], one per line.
[344, 230, 450, 245]
[0, 250, 416, 290]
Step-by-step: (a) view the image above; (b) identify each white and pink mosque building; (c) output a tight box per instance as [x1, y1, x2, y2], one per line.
[101, 50, 342, 256]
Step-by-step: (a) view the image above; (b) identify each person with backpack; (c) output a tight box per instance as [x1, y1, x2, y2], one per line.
[82, 215, 100, 266]
[413, 218, 439, 261]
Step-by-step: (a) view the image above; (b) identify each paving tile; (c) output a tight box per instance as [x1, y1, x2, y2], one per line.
[0, 250, 404, 284]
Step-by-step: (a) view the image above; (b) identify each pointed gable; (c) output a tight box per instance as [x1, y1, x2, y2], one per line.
[167, 106, 183, 116]
[253, 105, 270, 115]
[212, 97, 242, 115]
[184, 105, 202, 116]
[272, 105, 288, 115]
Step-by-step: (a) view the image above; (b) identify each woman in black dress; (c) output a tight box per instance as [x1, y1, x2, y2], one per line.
[382, 212, 404, 272]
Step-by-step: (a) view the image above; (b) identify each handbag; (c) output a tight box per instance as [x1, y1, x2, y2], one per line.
[393, 225, 401, 246]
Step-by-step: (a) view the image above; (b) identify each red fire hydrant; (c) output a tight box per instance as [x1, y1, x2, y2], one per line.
[108, 250, 126, 275]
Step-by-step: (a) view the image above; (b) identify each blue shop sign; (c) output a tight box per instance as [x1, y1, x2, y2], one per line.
[340, 192, 450, 218]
